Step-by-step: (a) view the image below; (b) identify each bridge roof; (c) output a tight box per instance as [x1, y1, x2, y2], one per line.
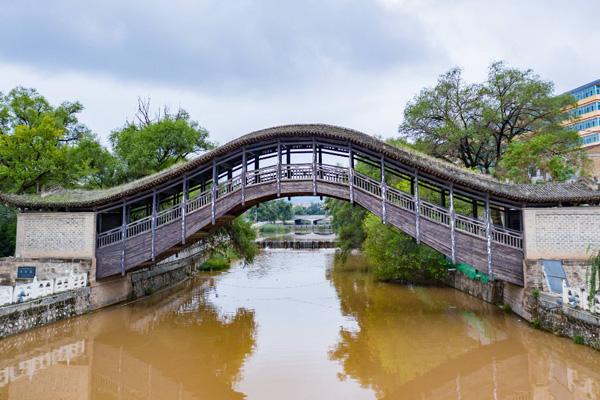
[1, 124, 599, 209]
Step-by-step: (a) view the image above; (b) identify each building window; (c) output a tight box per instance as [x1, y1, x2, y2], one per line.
[571, 85, 600, 101]
[568, 117, 600, 131]
[582, 133, 600, 145]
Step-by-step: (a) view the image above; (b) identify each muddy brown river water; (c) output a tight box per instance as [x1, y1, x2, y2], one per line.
[0, 250, 599, 399]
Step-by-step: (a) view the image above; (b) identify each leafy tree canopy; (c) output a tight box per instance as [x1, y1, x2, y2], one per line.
[400, 61, 583, 182]
[110, 98, 213, 181]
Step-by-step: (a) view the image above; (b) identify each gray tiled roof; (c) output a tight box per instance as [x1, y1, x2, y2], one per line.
[2, 124, 599, 209]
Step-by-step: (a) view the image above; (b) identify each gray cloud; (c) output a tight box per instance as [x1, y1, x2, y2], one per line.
[0, 0, 438, 93]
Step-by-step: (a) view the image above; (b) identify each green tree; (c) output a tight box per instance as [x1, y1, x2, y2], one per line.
[254, 200, 292, 222]
[0, 87, 116, 193]
[362, 214, 448, 282]
[325, 198, 367, 259]
[110, 98, 213, 180]
[400, 62, 582, 181]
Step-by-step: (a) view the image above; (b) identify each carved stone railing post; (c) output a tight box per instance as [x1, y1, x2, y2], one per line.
[414, 171, 421, 244]
[312, 138, 317, 195]
[485, 193, 493, 278]
[181, 176, 188, 245]
[151, 190, 157, 261]
[348, 142, 354, 204]
[211, 160, 217, 225]
[241, 147, 247, 206]
[277, 140, 281, 197]
[449, 183, 456, 264]
[380, 155, 387, 224]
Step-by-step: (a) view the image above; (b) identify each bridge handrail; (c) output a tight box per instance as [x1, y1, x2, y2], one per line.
[454, 213, 486, 238]
[419, 199, 450, 226]
[97, 227, 123, 248]
[353, 170, 382, 197]
[491, 225, 523, 249]
[96, 162, 524, 251]
[157, 203, 182, 226]
[187, 190, 212, 214]
[127, 215, 152, 238]
[385, 186, 415, 212]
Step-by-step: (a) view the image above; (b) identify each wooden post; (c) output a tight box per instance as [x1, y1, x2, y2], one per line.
[318, 144, 323, 179]
[277, 140, 281, 197]
[151, 191, 157, 261]
[241, 148, 247, 206]
[286, 146, 291, 178]
[254, 154, 260, 184]
[348, 143, 354, 204]
[485, 193, 493, 278]
[414, 171, 420, 244]
[380, 155, 386, 224]
[181, 177, 188, 245]
[312, 138, 317, 195]
[121, 202, 127, 276]
[211, 160, 217, 225]
[449, 183, 456, 264]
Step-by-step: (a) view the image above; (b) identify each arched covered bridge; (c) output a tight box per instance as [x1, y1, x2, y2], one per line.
[4, 124, 600, 286]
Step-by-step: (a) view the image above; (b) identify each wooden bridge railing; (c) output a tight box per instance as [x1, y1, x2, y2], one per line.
[97, 163, 524, 254]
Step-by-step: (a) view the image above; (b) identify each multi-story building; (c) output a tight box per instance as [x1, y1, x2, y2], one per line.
[565, 79, 600, 179]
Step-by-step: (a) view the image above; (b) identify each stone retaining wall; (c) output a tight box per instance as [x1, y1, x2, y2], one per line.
[534, 295, 600, 350]
[0, 288, 90, 339]
[444, 270, 504, 304]
[0, 257, 92, 286]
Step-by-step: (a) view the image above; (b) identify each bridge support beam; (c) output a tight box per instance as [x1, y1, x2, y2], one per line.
[348, 143, 354, 204]
[380, 155, 386, 224]
[277, 140, 281, 197]
[211, 160, 216, 225]
[120, 202, 127, 276]
[181, 176, 188, 245]
[241, 147, 246, 206]
[312, 138, 317, 195]
[485, 193, 493, 278]
[449, 183, 456, 264]
[151, 190, 157, 261]
[414, 171, 421, 244]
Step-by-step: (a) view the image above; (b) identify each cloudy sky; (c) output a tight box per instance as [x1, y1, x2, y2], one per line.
[0, 0, 597, 146]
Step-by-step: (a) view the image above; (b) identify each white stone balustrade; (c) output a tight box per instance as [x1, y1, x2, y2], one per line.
[0, 286, 13, 306]
[562, 281, 599, 314]
[0, 273, 88, 305]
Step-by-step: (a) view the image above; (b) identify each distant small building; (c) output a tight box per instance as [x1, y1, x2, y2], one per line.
[292, 215, 331, 225]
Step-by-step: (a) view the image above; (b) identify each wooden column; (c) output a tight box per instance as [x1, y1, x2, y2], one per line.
[485, 193, 493, 278]
[241, 148, 247, 206]
[414, 171, 421, 244]
[120, 202, 127, 276]
[181, 177, 188, 245]
[380, 155, 386, 224]
[211, 161, 217, 225]
[277, 140, 281, 197]
[254, 154, 260, 184]
[449, 183, 456, 264]
[348, 143, 354, 204]
[312, 138, 317, 195]
[286, 146, 291, 178]
[151, 191, 157, 261]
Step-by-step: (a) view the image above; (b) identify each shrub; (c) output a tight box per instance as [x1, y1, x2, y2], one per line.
[199, 256, 231, 271]
[531, 318, 541, 329]
[573, 335, 584, 345]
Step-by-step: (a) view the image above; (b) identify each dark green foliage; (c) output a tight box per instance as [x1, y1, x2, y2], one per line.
[199, 255, 231, 271]
[252, 199, 292, 223]
[531, 319, 542, 329]
[400, 62, 584, 182]
[258, 224, 291, 235]
[109, 98, 213, 181]
[573, 335, 584, 345]
[532, 288, 540, 299]
[362, 214, 448, 283]
[204, 216, 258, 265]
[325, 198, 367, 260]
[0, 205, 16, 257]
[144, 287, 155, 296]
